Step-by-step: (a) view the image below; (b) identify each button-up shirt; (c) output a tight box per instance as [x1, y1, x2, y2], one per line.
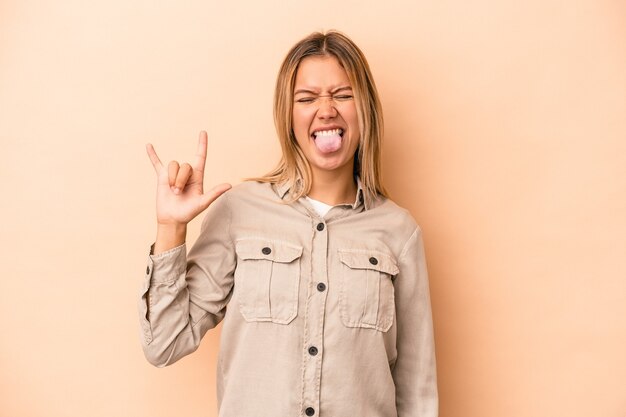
[138, 177, 438, 417]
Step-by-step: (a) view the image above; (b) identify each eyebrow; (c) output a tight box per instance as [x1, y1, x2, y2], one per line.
[294, 85, 353, 95]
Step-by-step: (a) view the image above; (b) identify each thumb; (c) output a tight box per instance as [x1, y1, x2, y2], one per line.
[198, 183, 233, 211]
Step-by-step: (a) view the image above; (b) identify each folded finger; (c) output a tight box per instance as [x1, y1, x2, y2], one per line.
[168, 161, 180, 188]
[174, 163, 193, 192]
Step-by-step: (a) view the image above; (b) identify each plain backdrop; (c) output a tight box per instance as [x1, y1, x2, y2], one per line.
[1, 1, 625, 416]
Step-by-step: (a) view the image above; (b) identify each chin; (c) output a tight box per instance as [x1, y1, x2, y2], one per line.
[310, 157, 350, 173]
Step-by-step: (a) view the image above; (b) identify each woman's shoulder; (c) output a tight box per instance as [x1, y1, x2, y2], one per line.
[372, 195, 421, 233]
[220, 180, 281, 204]
[203, 180, 278, 222]
[228, 179, 275, 193]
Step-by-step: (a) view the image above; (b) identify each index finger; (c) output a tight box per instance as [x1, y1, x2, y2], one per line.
[145, 143, 164, 173]
[193, 130, 208, 173]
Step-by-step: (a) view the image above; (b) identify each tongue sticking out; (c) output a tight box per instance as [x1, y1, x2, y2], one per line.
[314, 133, 342, 153]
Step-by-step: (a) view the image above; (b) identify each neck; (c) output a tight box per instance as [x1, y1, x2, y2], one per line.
[307, 163, 357, 206]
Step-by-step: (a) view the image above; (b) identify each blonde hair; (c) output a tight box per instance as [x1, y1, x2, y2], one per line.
[247, 29, 389, 204]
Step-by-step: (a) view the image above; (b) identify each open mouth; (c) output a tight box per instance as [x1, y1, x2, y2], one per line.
[311, 128, 344, 141]
[311, 128, 344, 153]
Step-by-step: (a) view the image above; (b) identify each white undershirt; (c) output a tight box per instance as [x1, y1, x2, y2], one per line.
[305, 196, 334, 218]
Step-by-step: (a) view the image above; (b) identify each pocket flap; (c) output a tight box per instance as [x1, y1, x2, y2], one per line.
[235, 239, 303, 263]
[338, 249, 399, 276]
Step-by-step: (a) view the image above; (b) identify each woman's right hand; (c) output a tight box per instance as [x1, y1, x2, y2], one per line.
[146, 130, 232, 227]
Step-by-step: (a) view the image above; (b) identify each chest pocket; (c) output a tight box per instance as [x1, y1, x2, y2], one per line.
[338, 249, 399, 332]
[234, 238, 303, 324]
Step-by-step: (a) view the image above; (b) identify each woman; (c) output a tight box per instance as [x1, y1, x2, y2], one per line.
[139, 30, 438, 417]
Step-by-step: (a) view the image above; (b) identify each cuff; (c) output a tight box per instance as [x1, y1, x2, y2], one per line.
[146, 242, 187, 284]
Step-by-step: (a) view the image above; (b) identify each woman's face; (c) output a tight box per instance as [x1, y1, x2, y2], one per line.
[292, 55, 360, 176]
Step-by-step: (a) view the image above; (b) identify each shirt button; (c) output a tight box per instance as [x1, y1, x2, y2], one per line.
[369, 256, 378, 265]
[146, 266, 150, 274]
[308, 346, 318, 356]
[316, 222, 325, 231]
[305, 407, 315, 416]
[316, 282, 326, 292]
[262, 247, 272, 255]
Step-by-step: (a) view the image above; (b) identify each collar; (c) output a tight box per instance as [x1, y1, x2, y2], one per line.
[275, 175, 371, 210]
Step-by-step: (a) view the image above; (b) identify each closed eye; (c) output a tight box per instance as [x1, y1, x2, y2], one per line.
[295, 95, 353, 103]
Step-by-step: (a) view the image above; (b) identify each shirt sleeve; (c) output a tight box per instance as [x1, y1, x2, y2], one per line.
[137, 191, 236, 367]
[392, 225, 439, 417]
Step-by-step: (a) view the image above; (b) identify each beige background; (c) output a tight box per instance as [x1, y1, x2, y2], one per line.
[1, 1, 625, 416]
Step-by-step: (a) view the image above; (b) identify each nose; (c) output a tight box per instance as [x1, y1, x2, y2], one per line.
[316, 96, 338, 119]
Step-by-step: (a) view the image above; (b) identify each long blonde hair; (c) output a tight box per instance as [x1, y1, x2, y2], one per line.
[247, 29, 389, 204]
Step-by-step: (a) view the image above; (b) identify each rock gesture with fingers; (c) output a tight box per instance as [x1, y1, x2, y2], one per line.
[146, 131, 232, 253]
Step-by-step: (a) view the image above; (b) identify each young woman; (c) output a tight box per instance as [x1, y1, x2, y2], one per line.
[139, 30, 438, 417]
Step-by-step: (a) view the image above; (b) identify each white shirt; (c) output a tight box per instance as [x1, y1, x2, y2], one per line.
[305, 195, 334, 217]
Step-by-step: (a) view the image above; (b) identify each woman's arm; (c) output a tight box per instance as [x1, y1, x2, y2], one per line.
[138, 131, 233, 367]
[392, 225, 439, 417]
[138, 192, 235, 367]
